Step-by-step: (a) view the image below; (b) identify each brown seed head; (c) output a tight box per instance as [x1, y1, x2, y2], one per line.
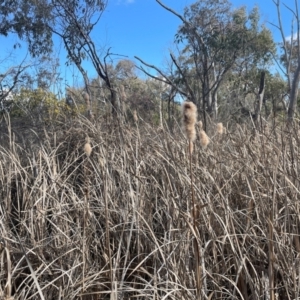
[216, 122, 224, 134]
[197, 120, 203, 129]
[133, 109, 138, 123]
[182, 101, 197, 142]
[199, 129, 210, 148]
[84, 143, 92, 157]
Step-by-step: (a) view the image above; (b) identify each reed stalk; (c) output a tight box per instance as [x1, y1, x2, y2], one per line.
[182, 101, 202, 299]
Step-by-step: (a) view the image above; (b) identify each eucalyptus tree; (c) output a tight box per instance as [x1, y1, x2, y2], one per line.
[0, 0, 53, 56]
[49, 0, 122, 117]
[0, 0, 124, 117]
[170, 1, 274, 123]
[271, 0, 300, 121]
[136, 0, 275, 129]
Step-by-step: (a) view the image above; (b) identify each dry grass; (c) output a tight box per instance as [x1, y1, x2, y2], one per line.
[0, 114, 300, 299]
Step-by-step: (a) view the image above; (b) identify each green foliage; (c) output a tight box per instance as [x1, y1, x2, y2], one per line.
[170, 0, 276, 119]
[0, 0, 53, 56]
[177, 2, 275, 70]
[88, 60, 167, 123]
[279, 39, 300, 74]
[10, 88, 69, 120]
[0, 0, 106, 58]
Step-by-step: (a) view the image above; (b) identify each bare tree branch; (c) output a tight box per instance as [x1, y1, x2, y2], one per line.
[169, 53, 194, 100]
[134, 55, 188, 98]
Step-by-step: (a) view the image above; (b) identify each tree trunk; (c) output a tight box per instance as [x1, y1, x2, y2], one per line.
[254, 71, 266, 128]
[210, 60, 218, 119]
[84, 85, 93, 119]
[211, 92, 218, 120]
[202, 82, 207, 132]
[288, 63, 300, 122]
[111, 88, 121, 116]
[159, 94, 163, 128]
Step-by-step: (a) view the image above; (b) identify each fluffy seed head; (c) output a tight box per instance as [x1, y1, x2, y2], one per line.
[84, 142, 92, 157]
[133, 109, 138, 123]
[216, 122, 224, 134]
[197, 120, 203, 129]
[182, 101, 197, 142]
[199, 129, 210, 148]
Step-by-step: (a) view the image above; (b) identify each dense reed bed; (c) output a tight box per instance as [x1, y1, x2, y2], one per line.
[0, 114, 300, 299]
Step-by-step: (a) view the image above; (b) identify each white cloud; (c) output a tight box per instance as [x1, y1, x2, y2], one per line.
[285, 32, 298, 41]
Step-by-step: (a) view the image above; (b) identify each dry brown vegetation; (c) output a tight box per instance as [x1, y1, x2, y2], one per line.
[1, 114, 300, 299]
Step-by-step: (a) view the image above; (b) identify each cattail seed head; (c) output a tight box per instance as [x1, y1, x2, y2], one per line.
[84, 143, 92, 157]
[84, 137, 92, 157]
[199, 129, 210, 148]
[197, 120, 203, 129]
[133, 109, 138, 123]
[182, 101, 197, 142]
[216, 122, 224, 134]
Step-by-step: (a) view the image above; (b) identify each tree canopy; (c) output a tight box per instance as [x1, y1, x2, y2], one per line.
[0, 0, 299, 124]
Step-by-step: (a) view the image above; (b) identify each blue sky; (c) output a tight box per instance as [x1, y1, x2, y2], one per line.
[92, 0, 297, 63]
[1, 0, 298, 89]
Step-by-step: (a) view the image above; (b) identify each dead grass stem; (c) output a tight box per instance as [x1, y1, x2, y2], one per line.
[0, 115, 299, 299]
